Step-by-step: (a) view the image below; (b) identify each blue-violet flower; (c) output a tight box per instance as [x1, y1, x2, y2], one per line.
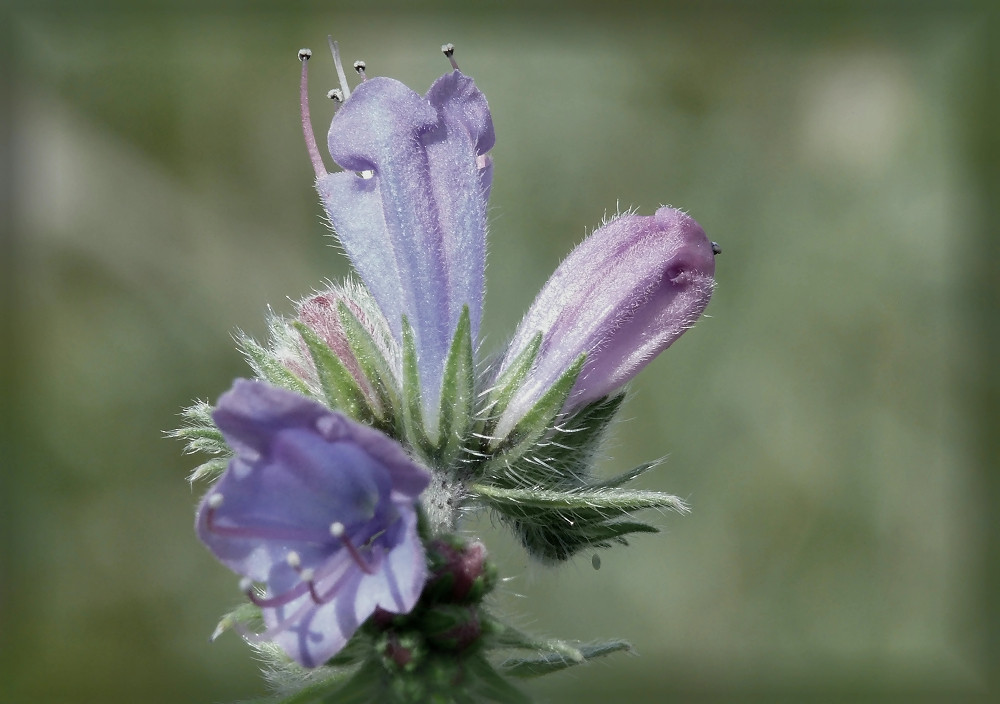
[196, 379, 430, 667]
[305, 46, 494, 437]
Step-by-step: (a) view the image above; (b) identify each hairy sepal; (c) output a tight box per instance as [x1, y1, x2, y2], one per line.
[401, 317, 435, 461]
[486, 353, 586, 464]
[293, 320, 377, 425]
[337, 300, 402, 433]
[482, 332, 542, 437]
[238, 331, 315, 397]
[436, 306, 475, 469]
[500, 639, 632, 679]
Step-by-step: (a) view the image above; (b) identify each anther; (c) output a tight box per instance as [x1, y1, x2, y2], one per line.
[441, 43, 459, 71]
[329, 521, 376, 575]
[353, 60, 366, 80]
[286, 551, 301, 569]
[298, 48, 312, 62]
[711, 241, 722, 255]
[327, 88, 344, 102]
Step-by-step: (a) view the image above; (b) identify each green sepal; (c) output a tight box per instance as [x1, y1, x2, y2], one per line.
[482, 332, 542, 436]
[486, 620, 585, 664]
[238, 331, 314, 397]
[495, 394, 624, 490]
[188, 457, 229, 483]
[210, 601, 263, 641]
[337, 300, 401, 431]
[273, 659, 384, 704]
[462, 655, 533, 704]
[469, 485, 687, 523]
[400, 317, 434, 459]
[293, 321, 375, 425]
[486, 353, 586, 463]
[469, 484, 686, 562]
[500, 639, 632, 679]
[169, 400, 227, 454]
[515, 519, 659, 562]
[588, 460, 660, 489]
[436, 306, 475, 468]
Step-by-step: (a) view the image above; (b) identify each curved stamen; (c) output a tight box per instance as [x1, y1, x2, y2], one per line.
[299, 49, 328, 179]
[205, 503, 331, 544]
[330, 521, 377, 575]
[245, 578, 311, 608]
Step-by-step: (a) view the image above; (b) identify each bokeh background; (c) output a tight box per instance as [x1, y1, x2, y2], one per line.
[2, 1, 997, 702]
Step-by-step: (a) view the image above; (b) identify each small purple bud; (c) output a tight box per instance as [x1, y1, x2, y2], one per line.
[496, 207, 716, 437]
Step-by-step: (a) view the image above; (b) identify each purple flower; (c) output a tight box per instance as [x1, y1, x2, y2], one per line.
[494, 207, 717, 439]
[301, 46, 494, 433]
[196, 379, 430, 667]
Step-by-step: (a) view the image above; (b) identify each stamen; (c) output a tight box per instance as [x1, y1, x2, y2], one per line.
[299, 47, 328, 179]
[353, 60, 367, 80]
[711, 241, 722, 255]
[327, 88, 344, 102]
[205, 507, 330, 544]
[328, 37, 351, 101]
[330, 522, 377, 575]
[441, 42, 459, 71]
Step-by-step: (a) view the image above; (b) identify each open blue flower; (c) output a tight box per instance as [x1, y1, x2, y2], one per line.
[301, 44, 494, 437]
[196, 379, 430, 667]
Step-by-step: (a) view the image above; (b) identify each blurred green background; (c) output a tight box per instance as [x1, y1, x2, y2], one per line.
[1, 1, 997, 702]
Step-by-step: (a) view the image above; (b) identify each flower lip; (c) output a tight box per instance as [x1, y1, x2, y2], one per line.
[197, 379, 430, 667]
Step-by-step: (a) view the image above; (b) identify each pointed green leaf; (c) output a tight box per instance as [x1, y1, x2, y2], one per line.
[483, 332, 542, 434]
[486, 620, 584, 662]
[501, 639, 632, 679]
[293, 321, 374, 424]
[463, 655, 533, 704]
[275, 659, 384, 704]
[588, 460, 660, 489]
[468, 484, 688, 521]
[400, 317, 434, 458]
[238, 332, 314, 397]
[211, 601, 263, 641]
[494, 393, 625, 490]
[168, 424, 228, 455]
[514, 519, 659, 561]
[437, 306, 475, 468]
[188, 457, 229, 483]
[487, 353, 586, 463]
[337, 300, 401, 428]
